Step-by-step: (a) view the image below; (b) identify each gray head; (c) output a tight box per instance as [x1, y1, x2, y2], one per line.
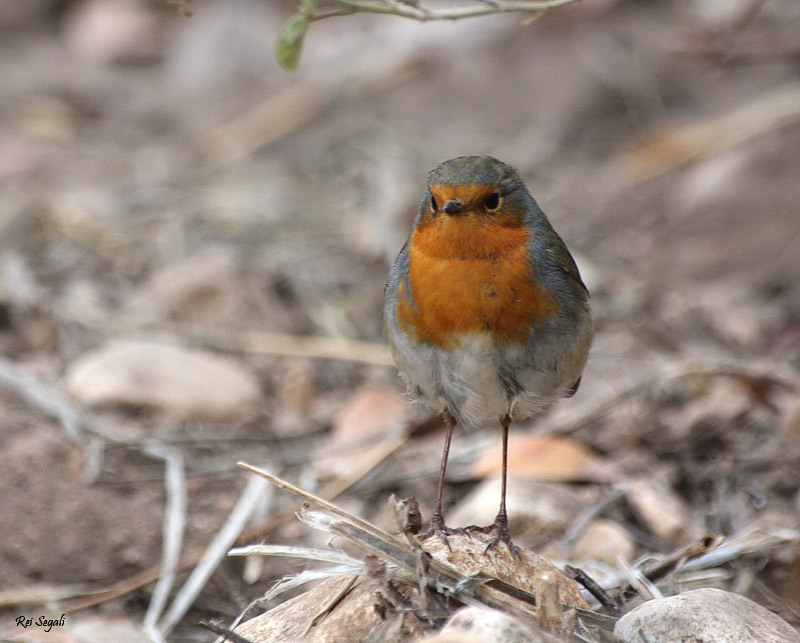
[415, 156, 545, 228]
[427, 156, 524, 192]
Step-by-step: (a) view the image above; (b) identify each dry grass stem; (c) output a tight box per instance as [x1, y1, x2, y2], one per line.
[157, 475, 271, 636]
[143, 446, 187, 642]
[313, 0, 584, 22]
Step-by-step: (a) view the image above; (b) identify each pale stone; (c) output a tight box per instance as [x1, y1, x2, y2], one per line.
[66, 340, 261, 422]
[614, 588, 800, 643]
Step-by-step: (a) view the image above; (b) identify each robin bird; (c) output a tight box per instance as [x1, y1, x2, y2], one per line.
[384, 156, 593, 551]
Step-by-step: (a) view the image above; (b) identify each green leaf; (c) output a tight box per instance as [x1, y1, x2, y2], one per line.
[275, 12, 309, 71]
[275, 0, 317, 71]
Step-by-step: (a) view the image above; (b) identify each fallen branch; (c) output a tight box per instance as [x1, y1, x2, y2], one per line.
[309, 0, 583, 22]
[275, 0, 584, 69]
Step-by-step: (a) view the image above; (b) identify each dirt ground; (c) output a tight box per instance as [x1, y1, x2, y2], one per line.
[1, 0, 800, 640]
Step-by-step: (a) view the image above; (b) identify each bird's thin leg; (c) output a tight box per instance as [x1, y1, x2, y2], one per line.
[420, 411, 456, 545]
[463, 415, 519, 554]
[488, 414, 518, 552]
[497, 415, 510, 522]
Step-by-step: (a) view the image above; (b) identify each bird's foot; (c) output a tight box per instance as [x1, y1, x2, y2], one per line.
[419, 513, 456, 550]
[459, 513, 520, 556]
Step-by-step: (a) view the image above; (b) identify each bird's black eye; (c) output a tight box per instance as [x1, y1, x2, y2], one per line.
[484, 192, 500, 210]
[430, 195, 438, 211]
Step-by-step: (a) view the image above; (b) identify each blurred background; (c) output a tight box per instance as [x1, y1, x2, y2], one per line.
[1, 0, 800, 639]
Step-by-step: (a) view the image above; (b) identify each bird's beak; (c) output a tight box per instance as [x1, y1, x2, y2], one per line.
[442, 199, 466, 215]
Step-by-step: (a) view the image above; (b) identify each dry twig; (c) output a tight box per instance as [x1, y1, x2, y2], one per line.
[309, 0, 584, 22]
[143, 446, 187, 643]
[157, 475, 271, 636]
[275, 0, 585, 69]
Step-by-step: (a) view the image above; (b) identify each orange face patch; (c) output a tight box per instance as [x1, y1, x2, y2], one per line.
[422, 183, 522, 230]
[396, 202, 560, 348]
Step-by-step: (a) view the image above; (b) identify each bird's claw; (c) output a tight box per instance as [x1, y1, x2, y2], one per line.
[458, 517, 520, 556]
[482, 529, 521, 556]
[419, 514, 456, 550]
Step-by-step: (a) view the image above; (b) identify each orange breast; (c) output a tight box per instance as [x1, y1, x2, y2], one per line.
[396, 216, 560, 349]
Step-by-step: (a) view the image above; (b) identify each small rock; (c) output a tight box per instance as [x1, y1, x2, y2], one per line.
[571, 519, 635, 565]
[415, 605, 558, 643]
[66, 340, 261, 422]
[625, 478, 690, 543]
[614, 587, 800, 643]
